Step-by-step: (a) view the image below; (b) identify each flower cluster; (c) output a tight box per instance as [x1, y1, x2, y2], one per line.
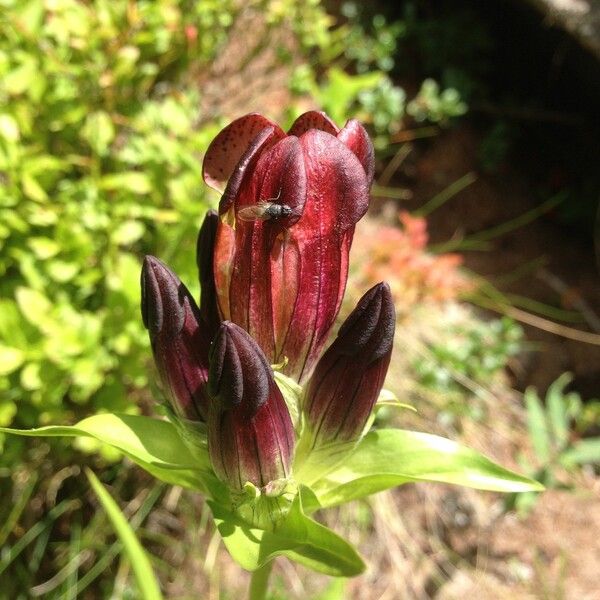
[141, 111, 395, 521]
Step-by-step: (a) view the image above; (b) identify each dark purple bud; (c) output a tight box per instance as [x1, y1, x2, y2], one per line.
[196, 210, 220, 337]
[303, 282, 395, 446]
[207, 322, 294, 490]
[141, 256, 211, 421]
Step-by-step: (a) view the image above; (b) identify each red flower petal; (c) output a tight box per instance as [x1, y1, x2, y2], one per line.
[287, 110, 339, 137]
[202, 113, 285, 192]
[337, 119, 375, 185]
[219, 126, 285, 214]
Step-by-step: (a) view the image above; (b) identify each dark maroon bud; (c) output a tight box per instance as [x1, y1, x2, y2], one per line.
[196, 210, 220, 336]
[207, 322, 294, 490]
[303, 282, 395, 446]
[141, 256, 211, 421]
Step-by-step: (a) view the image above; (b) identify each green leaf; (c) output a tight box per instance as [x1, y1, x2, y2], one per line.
[524, 387, 551, 463]
[311, 429, 544, 508]
[0, 114, 20, 142]
[0, 414, 208, 490]
[22, 173, 48, 202]
[0, 345, 25, 375]
[100, 172, 152, 195]
[375, 388, 416, 412]
[274, 370, 301, 430]
[86, 469, 163, 600]
[112, 220, 145, 245]
[28, 237, 60, 259]
[546, 373, 571, 450]
[15, 287, 52, 323]
[82, 111, 115, 156]
[210, 487, 365, 577]
[560, 438, 600, 466]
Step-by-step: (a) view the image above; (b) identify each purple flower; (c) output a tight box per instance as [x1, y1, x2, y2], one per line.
[141, 112, 394, 498]
[196, 209, 220, 338]
[207, 322, 294, 490]
[141, 256, 211, 421]
[202, 111, 374, 382]
[303, 283, 395, 446]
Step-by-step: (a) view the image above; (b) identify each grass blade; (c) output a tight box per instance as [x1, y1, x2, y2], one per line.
[85, 469, 163, 600]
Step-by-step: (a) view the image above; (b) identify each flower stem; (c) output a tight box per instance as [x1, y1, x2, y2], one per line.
[248, 560, 274, 600]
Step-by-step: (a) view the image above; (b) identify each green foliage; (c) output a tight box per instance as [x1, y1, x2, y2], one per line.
[413, 316, 523, 400]
[1, 411, 542, 577]
[524, 374, 600, 472]
[357, 78, 406, 135]
[340, 2, 406, 74]
[511, 374, 600, 514]
[287, 5, 467, 144]
[407, 79, 467, 124]
[0, 0, 231, 443]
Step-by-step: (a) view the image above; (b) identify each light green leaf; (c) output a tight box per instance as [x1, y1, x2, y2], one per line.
[46, 260, 79, 282]
[560, 438, 600, 466]
[0, 399, 17, 426]
[15, 287, 52, 323]
[0, 114, 20, 142]
[0, 345, 25, 375]
[312, 429, 544, 508]
[376, 388, 416, 412]
[112, 220, 145, 245]
[210, 487, 365, 576]
[22, 173, 48, 202]
[82, 111, 115, 156]
[524, 387, 551, 462]
[86, 469, 163, 600]
[546, 373, 571, 450]
[0, 414, 208, 490]
[28, 237, 60, 259]
[101, 172, 152, 195]
[274, 370, 301, 430]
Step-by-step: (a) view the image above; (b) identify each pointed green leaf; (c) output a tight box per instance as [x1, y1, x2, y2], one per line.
[546, 373, 571, 450]
[86, 469, 163, 600]
[210, 487, 365, 577]
[524, 387, 551, 462]
[312, 429, 544, 508]
[560, 438, 600, 466]
[376, 388, 417, 412]
[274, 370, 301, 430]
[0, 414, 208, 490]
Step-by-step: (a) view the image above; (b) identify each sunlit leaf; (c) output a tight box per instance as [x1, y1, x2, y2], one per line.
[524, 387, 551, 463]
[560, 438, 600, 466]
[546, 373, 571, 450]
[100, 172, 152, 194]
[0, 414, 208, 490]
[0, 345, 25, 375]
[311, 429, 544, 508]
[210, 487, 365, 576]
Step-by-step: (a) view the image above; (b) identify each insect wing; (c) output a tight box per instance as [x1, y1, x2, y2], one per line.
[237, 204, 272, 221]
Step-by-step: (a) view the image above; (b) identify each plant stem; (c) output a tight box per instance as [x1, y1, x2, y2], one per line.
[248, 560, 274, 600]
